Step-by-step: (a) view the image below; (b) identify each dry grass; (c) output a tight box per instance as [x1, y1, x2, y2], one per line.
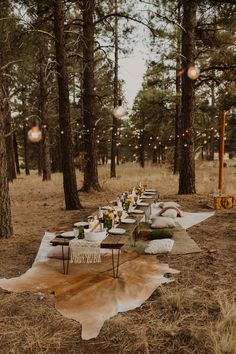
[1, 160, 235, 353]
[210, 294, 236, 354]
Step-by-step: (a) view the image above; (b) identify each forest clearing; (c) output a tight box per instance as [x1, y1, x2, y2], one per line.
[0, 1, 236, 353]
[0, 162, 236, 353]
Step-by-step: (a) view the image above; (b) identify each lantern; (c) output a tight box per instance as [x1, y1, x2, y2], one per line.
[28, 125, 42, 142]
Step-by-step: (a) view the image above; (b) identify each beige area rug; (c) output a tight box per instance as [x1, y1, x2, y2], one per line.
[171, 226, 201, 254]
[135, 225, 202, 255]
[0, 252, 179, 340]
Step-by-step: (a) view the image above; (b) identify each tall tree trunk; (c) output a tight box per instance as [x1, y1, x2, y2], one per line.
[81, 0, 101, 191]
[6, 120, 16, 182]
[0, 82, 13, 238]
[23, 121, 30, 175]
[178, 0, 197, 194]
[174, 3, 181, 175]
[38, 43, 51, 181]
[13, 131, 20, 174]
[0, 0, 13, 237]
[110, 0, 118, 178]
[140, 130, 145, 168]
[174, 67, 181, 174]
[152, 148, 157, 164]
[4, 84, 16, 182]
[209, 81, 215, 160]
[53, 0, 82, 209]
[38, 140, 43, 176]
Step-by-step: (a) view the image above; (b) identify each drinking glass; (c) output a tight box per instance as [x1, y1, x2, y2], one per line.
[117, 209, 123, 223]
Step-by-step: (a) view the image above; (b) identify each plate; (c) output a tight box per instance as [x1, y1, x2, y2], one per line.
[121, 218, 136, 224]
[108, 228, 126, 235]
[144, 191, 156, 195]
[145, 189, 157, 192]
[141, 195, 154, 199]
[101, 206, 112, 210]
[74, 221, 89, 227]
[61, 231, 75, 238]
[137, 202, 149, 206]
[129, 209, 145, 214]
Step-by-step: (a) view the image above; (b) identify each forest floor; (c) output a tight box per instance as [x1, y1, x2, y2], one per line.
[0, 162, 235, 354]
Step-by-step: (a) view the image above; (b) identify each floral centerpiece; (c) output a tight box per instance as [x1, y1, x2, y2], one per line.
[135, 182, 146, 197]
[102, 209, 116, 229]
[120, 192, 135, 211]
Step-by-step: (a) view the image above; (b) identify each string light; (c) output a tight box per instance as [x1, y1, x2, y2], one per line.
[28, 126, 42, 142]
[187, 66, 200, 80]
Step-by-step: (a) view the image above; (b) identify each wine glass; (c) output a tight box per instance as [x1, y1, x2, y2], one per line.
[117, 209, 123, 223]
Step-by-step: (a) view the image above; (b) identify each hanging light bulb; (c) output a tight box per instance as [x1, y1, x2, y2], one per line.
[187, 66, 200, 80]
[28, 125, 42, 143]
[113, 99, 126, 118]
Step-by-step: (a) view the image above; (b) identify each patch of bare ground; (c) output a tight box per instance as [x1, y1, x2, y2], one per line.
[0, 164, 235, 353]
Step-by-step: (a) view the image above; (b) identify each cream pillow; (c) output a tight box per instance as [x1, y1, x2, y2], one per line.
[151, 216, 177, 229]
[145, 239, 174, 254]
[160, 209, 178, 219]
[159, 201, 180, 208]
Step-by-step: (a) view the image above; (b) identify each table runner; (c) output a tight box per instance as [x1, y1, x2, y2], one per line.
[69, 238, 101, 263]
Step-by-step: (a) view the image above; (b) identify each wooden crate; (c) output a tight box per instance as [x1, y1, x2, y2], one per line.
[207, 194, 234, 209]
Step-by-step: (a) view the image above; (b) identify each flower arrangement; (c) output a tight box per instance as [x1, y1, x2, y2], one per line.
[135, 182, 146, 197]
[102, 209, 116, 229]
[120, 192, 135, 211]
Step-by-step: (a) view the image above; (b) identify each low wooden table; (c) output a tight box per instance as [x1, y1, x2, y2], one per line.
[50, 192, 157, 278]
[51, 234, 129, 278]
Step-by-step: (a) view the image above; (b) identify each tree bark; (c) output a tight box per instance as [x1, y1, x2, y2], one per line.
[6, 118, 16, 182]
[13, 131, 20, 174]
[139, 130, 145, 168]
[152, 148, 157, 164]
[209, 81, 215, 160]
[178, 0, 197, 194]
[23, 121, 30, 175]
[38, 40, 51, 181]
[53, 0, 82, 209]
[81, 0, 101, 191]
[4, 83, 16, 182]
[110, 0, 118, 178]
[38, 140, 43, 176]
[173, 3, 181, 175]
[0, 83, 13, 238]
[0, 130, 13, 237]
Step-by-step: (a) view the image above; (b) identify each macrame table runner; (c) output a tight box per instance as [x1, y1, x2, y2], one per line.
[69, 238, 101, 264]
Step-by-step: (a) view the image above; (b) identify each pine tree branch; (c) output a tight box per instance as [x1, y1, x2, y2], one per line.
[94, 12, 158, 36]
[24, 29, 55, 41]
[138, 0, 186, 32]
[0, 60, 23, 72]
[201, 64, 236, 72]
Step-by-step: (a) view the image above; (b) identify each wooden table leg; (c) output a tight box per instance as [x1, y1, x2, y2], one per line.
[62, 245, 70, 275]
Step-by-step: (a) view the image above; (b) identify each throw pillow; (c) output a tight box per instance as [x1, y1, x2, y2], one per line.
[151, 216, 177, 229]
[146, 229, 174, 240]
[159, 201, 180, 209]
[160, 209, 178, 218]
[145, 239, 174, 254]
